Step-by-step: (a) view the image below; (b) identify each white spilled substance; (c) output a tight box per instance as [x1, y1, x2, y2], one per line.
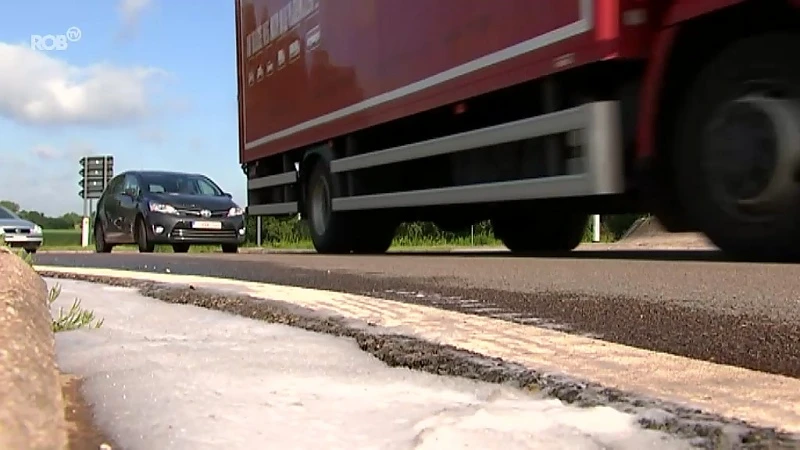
[50, 278, 691, 450]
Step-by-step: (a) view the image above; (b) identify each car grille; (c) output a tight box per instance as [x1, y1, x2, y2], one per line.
[2, 227, 30, 234]
[171, 229, 238, 240]
[176, 209, 229, 218]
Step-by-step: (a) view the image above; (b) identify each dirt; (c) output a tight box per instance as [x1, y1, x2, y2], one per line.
[616, 216, 716, 250]
[61, 373, 117, 450]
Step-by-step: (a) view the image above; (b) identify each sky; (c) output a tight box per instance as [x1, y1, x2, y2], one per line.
[0, 0, 244, 216]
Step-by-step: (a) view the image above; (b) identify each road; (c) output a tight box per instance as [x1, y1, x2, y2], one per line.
[35, 250, 800, 380]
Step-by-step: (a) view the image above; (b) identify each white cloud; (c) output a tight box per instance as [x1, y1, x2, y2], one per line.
[137, 128, 166, 145]
[65, 140, 99, 160]
[31, 144, 62, 160]
[0, 152, 78, 216]
[0, 140, 117, 215]
[0, 42, 165, 127]
[118, 0, 153, 40]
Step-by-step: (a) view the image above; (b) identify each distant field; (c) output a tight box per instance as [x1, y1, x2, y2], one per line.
[42, 229, 83, 247]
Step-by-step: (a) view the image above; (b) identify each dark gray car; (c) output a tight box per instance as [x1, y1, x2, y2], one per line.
[0, 206, 43, 253]
[93, 170, 246, 253]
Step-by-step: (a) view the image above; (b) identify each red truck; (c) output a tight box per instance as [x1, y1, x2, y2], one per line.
[235, 0, 800, 259]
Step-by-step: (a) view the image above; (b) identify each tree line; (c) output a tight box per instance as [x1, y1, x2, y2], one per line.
[0, 200, 82, 230]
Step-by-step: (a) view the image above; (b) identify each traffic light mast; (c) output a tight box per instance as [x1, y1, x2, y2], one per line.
[78, 156, 114, 247]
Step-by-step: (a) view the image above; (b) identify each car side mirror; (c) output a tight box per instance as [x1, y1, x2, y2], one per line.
[223, 192, 232, 199]
[123, 188, 137, 198]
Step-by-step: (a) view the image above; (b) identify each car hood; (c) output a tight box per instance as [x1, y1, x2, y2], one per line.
[146, 193, 236, 210]
[0, 218, 36, 229]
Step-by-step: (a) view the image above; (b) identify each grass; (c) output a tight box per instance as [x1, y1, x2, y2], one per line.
[39, 219, 619, 253]
[42, 229, 85, 247]
[40, 239, 484, 253]
[47, 284, 104, 332]
[3, 240, 103, 332]
[39, 229, 481, 252]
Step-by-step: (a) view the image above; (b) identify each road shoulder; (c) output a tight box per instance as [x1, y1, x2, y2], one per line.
[39, 266, 800, 449]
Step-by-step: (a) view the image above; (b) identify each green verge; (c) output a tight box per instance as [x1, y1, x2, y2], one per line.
[40, 214, 641, 252]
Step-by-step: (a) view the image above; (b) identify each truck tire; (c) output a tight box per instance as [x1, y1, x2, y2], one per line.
[351, 217, 398, 254]
[305, 162, 354, 254]
[673, 32, 800, 260]
[491, 212, 587, 253]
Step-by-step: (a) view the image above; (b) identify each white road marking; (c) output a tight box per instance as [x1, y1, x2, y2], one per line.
[36, 265, 800, 434]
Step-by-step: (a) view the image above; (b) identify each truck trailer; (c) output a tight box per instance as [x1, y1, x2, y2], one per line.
[236, 0, 800, 259]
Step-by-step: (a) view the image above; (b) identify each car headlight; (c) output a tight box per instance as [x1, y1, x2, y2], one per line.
[149, 202, 178, 214]
[227, 207, 244, 217]
[32, 225, 42, 234]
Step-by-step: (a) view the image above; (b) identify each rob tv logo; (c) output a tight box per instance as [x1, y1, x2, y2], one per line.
[30, 27, 82, 51]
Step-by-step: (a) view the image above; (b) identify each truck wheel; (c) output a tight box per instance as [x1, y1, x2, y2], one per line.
[305, 162, 354, 254]
[674, 32, 800, 260]
[491, 212, 587, 253]
[351, 217, 398, 254]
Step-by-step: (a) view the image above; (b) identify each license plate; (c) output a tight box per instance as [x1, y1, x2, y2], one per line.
[4, 236, 37, 242]
[192, 221, 222, 230]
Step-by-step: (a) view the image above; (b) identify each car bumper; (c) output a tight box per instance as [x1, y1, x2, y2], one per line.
[2, 233, 43, 249]
[146, 213, 246, 245]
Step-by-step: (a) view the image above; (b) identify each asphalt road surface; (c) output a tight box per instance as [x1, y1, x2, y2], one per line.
[35, 250, 800, 380]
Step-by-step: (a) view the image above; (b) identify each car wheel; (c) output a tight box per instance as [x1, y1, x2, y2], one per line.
[172, 244, 190, 253]
[94, 222, 113, 253]
[136, 217, 155, 253]
[221, 244, 238, 254]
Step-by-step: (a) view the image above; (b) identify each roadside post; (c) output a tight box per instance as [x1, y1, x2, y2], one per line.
[592, 214, 601, 242]
[256, 216, 262, 246]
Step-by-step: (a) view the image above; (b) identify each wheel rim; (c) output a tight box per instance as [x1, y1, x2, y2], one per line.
[703, 93, 800, 220]
[706, 99, 777, 204]
[310, 175, 331, 236]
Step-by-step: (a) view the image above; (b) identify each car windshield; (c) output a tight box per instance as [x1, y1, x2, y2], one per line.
[141, 174, 224, 197]
[0, 206, 19, 219]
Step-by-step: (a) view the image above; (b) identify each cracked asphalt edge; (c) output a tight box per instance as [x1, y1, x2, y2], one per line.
[41, 271, 800, 450]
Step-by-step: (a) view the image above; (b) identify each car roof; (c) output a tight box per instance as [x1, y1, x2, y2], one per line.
[124, 170, 205, 178]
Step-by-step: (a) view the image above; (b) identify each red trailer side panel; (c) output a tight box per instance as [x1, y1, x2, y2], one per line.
[238, 0, 617, 163]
